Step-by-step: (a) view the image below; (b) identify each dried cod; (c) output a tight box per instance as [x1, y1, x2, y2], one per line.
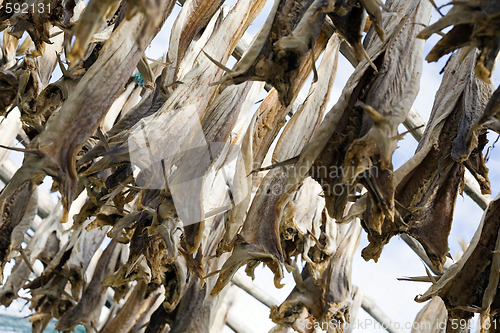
[250, 30, 329, 168]
[0, 0, 176, 220]
[284, 0, 431, 261]
[416, 194, 500, 330]
[0, 206, 65, 306]
[270, 220, 361, 332]
[0, 179, 37, 282]
[0, 0, 76, 55]
[0, 0, 499, 331]
[417, 0, 500, 83]
[216, 0, 322, 106]
[411, 297, 446, 333]
[362, 47, 493, 272]
[212, 34, 340, 295]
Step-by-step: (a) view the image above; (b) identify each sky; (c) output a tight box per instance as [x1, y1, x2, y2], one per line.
[2, 1, 500, 332]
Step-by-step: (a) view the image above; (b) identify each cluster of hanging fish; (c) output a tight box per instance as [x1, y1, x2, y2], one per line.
[0, 0, 499, 332]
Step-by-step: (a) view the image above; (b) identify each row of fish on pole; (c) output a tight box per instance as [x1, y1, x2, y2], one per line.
[0, 0, 499, 332]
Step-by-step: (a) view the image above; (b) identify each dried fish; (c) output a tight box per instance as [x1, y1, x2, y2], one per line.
[417, 0, 500, 83]
[0, 108, 21, 164]
[161, 0, 223, 86]
[56, 239, 121, 331]
[0, 0, 176, 219]
[66, 0, 121, 65]
[0, 205, 65, 306]
[0, 0, 499, 330]
[0, 180, 37, 282]
[284, 0, 431, 253]
[271, 220, 361, 332]
[0, 68, 17, 113]
[212, 33, 340, 294]
[363, 48, 493, 272]
[211, 166, 288, 296]
[252, 31, 329, 168]
[100, 281, 161, 333]
[474, 86, 500, 136]
[322, 220, 361, 331]
[411, 297, 446, 333]
[274, 33, 340, 161]
[0, 0, 76, 55]
[216, 0, 323, 106]
[270, 264, 325, 333]
[279, 178, 326, 268]
[416, 194, 500, 328]
[218, 33, 338, 259]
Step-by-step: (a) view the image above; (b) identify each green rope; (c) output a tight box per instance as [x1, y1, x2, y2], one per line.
[131, 72, 144, 87]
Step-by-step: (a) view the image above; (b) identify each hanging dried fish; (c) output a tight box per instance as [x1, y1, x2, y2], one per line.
[0, 207, 65, 306]
[212, 34, 340, 294]
[216, 0, 324, 106]
[0, 0, 76, 55]
[0, 0, 176, 221]
[161, 0, 224, 86]
[270, 264, 325, 333]
[276, 34, 342, 271]
[416, 194, 500, 329]
[0, 67, 17, 113]
[271, 220, 361, 332]
[323, 0, 385, 68]
[279, 179, 329, 270]
[362, 47, 493, 271]
[473, 86, 500, 136]
[99, 281, 160, 333]
[0, 180, 37, 282]
[322, 220, 361, 331]
[216, 111, 257, 255]
[284, 0, 431, 252]
[0, 108, 21, 164]
[211, 166, 288, 296]
[56, 239, 121, 331]
[66, 0, 121, 65]
[0, 0, 500, 331]
[252, 30, 329, 169]
[411, 297, 446, 333]
[417, 0, 500, 83]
